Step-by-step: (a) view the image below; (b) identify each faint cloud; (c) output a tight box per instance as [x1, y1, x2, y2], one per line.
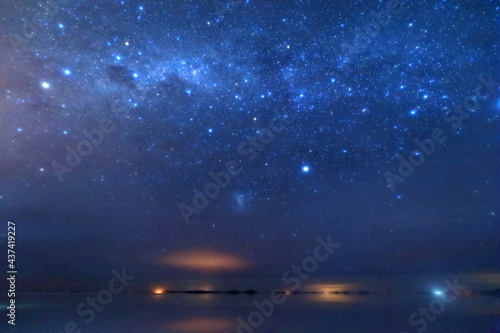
[159, 249, 251, 272]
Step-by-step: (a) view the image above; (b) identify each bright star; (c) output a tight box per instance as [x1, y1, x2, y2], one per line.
[433, 290, 443, 296]
[302, 166, 310, 173]
[409, 109, 417, 116]
[63, 69, 71, 75]
[41, 82, 50, 89]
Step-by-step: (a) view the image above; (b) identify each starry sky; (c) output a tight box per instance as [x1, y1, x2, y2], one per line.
[0, 0, 499, 290]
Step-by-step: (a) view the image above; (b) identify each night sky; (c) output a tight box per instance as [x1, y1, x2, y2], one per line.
[0, 0, 499, 291]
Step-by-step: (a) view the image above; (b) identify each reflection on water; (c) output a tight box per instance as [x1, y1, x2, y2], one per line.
[2, 292, 499, 333]
[163, 317, 233, 333]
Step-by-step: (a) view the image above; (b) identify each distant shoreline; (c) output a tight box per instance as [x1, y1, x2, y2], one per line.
[16, 288, 500, 297]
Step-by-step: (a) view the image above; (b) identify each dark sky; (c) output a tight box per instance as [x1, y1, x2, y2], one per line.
[0, 0, 499, 291]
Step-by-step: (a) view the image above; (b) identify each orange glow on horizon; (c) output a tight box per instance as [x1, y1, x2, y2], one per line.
[306, 283, 360, 303]
[154, 288, 165, 294]
[159, 249, 250, 272]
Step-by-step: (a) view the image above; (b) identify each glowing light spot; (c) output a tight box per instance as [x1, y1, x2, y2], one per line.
[306, 283, 360, 303]
[16, 128, 23, 132]
[41, 82, 50, 89]
[208, 128, 213, 133]
[434, 290, 443, 296]
[63, 69, 71, 75]
[58, 23, 64, 29]
[302, 165, 310, 173]
[409, 109, 417, 116]
[154, 288, 164, 294]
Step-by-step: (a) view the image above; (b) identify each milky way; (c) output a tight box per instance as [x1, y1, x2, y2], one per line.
[0, 0, 498, 287]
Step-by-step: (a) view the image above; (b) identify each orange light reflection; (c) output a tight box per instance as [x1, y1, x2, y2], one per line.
[163, 317, 233, 333]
